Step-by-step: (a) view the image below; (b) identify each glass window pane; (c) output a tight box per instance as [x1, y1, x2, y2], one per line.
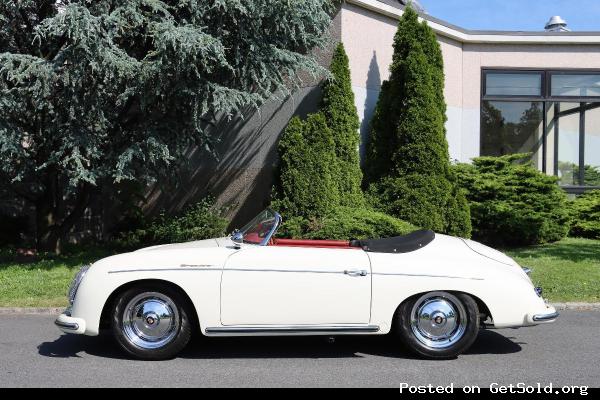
[556, 103, 581, 186]
[584, 105, 600, 186]
[486, 73, 542, 96]
[552, 74, 600, 97]
[481, 101, 543, 169]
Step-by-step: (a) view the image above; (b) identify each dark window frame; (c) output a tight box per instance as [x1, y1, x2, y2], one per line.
[482, 70, 545, 99]
[481, 68, 600, 193]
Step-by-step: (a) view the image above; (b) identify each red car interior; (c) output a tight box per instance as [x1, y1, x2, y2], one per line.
[270, 238, 360, 249]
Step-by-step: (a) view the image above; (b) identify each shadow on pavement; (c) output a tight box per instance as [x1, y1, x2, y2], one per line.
[38, 329, 521, 360]
[38, 333, 127, 360]
[466, 329, 523, 355]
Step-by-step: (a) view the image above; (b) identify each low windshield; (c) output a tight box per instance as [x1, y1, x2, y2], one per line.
[239, 209, 280, 245]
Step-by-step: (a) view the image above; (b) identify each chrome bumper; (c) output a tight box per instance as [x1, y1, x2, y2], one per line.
[55, 313, 86, 334]
[532, 310, 559, 322]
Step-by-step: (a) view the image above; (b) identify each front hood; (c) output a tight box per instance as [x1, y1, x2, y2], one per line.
[135, 238, 222, 252]
[90, 237, 237, 272]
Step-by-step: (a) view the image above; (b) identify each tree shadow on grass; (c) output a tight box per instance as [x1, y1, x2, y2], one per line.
[38, 330, 520, 361]
[0, 246, 114, 271]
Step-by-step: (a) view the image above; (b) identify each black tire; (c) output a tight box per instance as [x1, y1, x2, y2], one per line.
[394, 291, 479, 359]
[111, 283, 192, 360]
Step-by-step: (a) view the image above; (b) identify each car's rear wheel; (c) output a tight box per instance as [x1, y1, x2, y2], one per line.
[395, 291, 479, 359]
[111, 283, 192, 360]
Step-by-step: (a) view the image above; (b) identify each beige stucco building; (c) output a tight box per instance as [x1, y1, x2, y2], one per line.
[344, 0, 600, 193]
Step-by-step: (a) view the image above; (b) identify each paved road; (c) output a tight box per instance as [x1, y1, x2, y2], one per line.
[0, 311, 598, 388]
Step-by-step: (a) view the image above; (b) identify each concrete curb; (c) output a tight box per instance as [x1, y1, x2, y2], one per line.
[0, 307, 64, 315]
[1, 303, 600, 315]
[549, 303, 600, 311]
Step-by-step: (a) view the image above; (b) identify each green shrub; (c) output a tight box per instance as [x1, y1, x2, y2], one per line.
[363, 7, 470, 237]
[114, 197, 228, 249]
[455, 154, 571, 246]
[368, 174, 471, 237]
[277, 206, 417, 240]
[271, 113, 340, 219]
[569, 190, 600, 239]
[321, 43, 364, 207]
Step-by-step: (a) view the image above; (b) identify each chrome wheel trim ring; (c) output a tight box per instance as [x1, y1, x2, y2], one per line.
[122, 292, 180, 350]
[410, 292, 467, 350]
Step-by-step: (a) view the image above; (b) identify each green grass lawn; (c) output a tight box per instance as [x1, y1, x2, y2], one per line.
[0, 238, 598, 307]
[505, 237, 600, 303]
[0, 247, 114, 307]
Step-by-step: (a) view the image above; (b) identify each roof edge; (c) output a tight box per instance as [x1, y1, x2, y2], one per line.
[347, 0, 600, 44]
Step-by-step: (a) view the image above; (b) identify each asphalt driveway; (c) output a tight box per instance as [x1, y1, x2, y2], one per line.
[0, 310, 598, 388]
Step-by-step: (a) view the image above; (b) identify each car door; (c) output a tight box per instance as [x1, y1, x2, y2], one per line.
[220, 245, 372, 326]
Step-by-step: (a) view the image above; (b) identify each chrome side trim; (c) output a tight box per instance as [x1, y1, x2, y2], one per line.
[372, 272, 484, 281]
[227, 268, 348, 275]
[108, 267, 480, 280]
[54, 319, 79, 330]
[533, 311, 559, 322]
[108, 268, 222, 274]
[205, 325, 380, 335]
[108, 268, 344, 274]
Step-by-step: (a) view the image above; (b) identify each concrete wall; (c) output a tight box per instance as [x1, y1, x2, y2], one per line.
[142, 87, 324, 229]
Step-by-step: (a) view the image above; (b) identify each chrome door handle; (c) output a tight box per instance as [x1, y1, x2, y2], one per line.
[344, 270, 368, 277]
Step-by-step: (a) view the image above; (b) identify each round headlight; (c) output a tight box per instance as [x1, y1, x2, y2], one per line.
[68, 264, 91, 305]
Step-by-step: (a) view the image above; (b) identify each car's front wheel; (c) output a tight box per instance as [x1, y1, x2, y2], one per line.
[111, 284, 192, 360]
[395, 291, 479, 359]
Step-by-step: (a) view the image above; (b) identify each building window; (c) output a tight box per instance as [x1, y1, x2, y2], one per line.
[551, 73, 600, 97]
[485, 72, 542, 97]
[481, 101, 543, 170]
[481, 69, 600, 192]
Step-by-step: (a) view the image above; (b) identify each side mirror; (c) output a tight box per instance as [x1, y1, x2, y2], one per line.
[231, 229, 243, 249]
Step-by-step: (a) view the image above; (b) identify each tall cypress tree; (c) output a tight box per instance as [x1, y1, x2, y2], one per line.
[364, 7, 471, 237]
[321, 43, 364, 207]
[272, 114, 340, 219]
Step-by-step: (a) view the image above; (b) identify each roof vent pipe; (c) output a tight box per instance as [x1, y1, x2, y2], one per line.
[398, 0, 426, 14]
[545, 16, 570, 32]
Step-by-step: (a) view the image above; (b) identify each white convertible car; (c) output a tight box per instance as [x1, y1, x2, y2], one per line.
[55, 209, 557, 360]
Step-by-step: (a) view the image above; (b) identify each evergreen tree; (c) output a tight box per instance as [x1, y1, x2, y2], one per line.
[0, 0, 334, 252]
[321, 43, 364, 207]
[364, 6, 471, 237]
[272, 114, 340, 219]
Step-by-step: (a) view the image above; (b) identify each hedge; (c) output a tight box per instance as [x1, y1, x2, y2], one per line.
[569, 190, 600, 239]
[454, 154, 571, 246]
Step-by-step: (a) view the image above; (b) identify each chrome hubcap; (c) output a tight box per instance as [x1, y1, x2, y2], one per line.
[410, 292, 467, 349]
[122, 292, 180, 350]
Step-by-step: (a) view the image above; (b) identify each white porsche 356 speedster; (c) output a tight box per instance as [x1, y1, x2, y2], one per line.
[55, 209, 557, 360]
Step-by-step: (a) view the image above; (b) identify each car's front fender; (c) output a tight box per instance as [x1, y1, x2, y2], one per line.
[69, 246, 237, 335]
